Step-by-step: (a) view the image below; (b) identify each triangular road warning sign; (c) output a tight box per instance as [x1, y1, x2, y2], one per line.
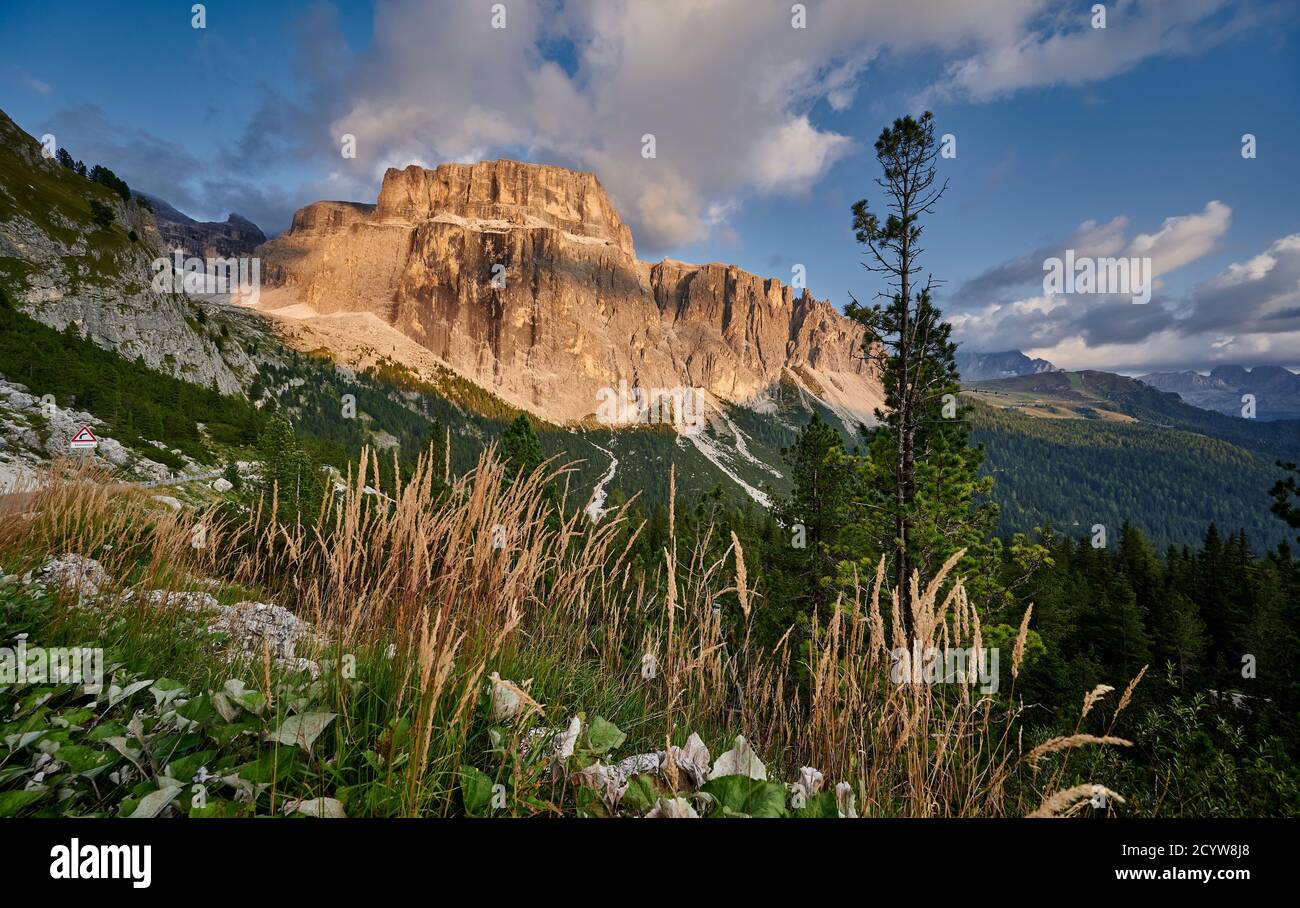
[69, 426, 99, 449]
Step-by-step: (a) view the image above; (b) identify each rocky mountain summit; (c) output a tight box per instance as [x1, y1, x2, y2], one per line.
[1138, 365, 1300, 420]
[957, 349, 1056, 382]
[256, 160, 883, 426]
[136, 192, 266, 259]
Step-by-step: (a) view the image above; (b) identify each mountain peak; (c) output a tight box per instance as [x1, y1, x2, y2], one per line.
[372, 159, 634, 256]
[255, 157, 883, 428]
[957, 349, 1056, 381]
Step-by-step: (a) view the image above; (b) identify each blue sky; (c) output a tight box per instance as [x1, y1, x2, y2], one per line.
[2, 0, 1298, 372]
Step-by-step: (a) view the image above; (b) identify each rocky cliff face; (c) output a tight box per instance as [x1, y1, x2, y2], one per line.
[257, 160, 883, 426]
[957, 350, 1056, 382]
[0, 109, 262, 394]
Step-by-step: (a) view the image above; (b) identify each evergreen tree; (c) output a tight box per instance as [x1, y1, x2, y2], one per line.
[769, 413, 859, 631]
[222, 458, 242, 492]
[1270, 460, 1300, 544]
[501, 414, 544, 478]
[1154, 590, 1207, 687]
[844, 111, 993, 636]
[255, 416, 322, 523]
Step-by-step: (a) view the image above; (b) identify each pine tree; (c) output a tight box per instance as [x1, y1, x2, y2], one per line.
[1154, 590, 1207, 687]
[1269, 461, 1300, 545]
[501, 414, 544, 478]
[255, 416, 321, 523]
[770, 413, 859, 627]
[845, 111, 993, 637]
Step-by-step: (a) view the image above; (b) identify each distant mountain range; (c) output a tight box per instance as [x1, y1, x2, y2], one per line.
[956, 349, 1056, 381]
[1137, 365, 1300, 421]
[135, 191, 265, 259]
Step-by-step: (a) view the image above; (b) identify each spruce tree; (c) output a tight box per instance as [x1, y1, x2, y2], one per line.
[501, 414, 544, 478]
[255, 416, 321, 523]
[770, 412, 859, 628]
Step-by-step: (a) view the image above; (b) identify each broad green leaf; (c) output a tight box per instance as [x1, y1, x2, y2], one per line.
[585, 716, 626, 755]
[152, 733, 204, 764]
[0, 789, 46, 817]
[231, 749, 300, 784]
[166, 749, 217, 783]
[458, 764, 496, 817]
[266, 712, 335, 751]
[126, 785, 182, 818]
[188, 798, 243, 818]
[701, 776, 789, 818]
[572, 784, 611, 818]
[57, 744, 115, 775]
[87, 720, 127, 741]
[794, 790, 840, 818]
[55, 707, 95, 728]
[108, 679, 154, 709]
[150, 678, 185, 708]
[209, 718, 258, 747]
[223, 679, 266, 715]
[176, 693, 213, 725]
[211, 691, 240, 723]
[621, 774, 667, 814]
[103, 737, 144, 773]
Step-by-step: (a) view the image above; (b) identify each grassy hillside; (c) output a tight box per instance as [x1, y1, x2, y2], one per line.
[967, 370, 1300, 459]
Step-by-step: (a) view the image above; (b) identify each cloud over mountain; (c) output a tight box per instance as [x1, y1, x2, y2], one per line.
[35, 0, 1259, 249]
[950, 210, 1300, 372]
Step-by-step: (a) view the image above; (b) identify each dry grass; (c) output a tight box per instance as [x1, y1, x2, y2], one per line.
[0, 451, 1137, 817]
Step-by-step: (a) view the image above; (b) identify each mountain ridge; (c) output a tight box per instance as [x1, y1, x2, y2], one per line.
[956, 349, 1056, 381]
[1138, 365, 1300, 420]
[253, 159, 885, 430]
[135, 191, 266, 259]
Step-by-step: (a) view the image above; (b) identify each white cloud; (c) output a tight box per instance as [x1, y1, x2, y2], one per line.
[1130, 200, 1231, 276]
[53, 0, 1266, 247]
[956, 228, 1300, 372]
[934, 0, 1262, 103]
[270, 0, 1255, 251]
[745, 116, 854, 194]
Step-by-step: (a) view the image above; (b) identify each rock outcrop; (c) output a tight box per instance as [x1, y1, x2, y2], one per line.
[257, 160, 883, 425]
[136, 192, 266, 259]
[0, 374, 173, 492]
[0, 108, 263, 395]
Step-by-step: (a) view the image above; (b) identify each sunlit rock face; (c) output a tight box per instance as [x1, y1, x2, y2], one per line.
[258, 159, 883, 425]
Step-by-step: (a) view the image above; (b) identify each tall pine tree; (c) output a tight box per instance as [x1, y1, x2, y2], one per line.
[845, 111, 994, 637]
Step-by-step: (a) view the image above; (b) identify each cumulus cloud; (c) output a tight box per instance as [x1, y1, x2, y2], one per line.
[956, 201, 1230, 306]
[933, 0, 1274, 103]
[1180, 234, 1300, 335]
[35, 0, 1274, 248]
[1131, 201, 1232, 276]
[215, 0, 1259, 249]
[951, 226, 1300, 372]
